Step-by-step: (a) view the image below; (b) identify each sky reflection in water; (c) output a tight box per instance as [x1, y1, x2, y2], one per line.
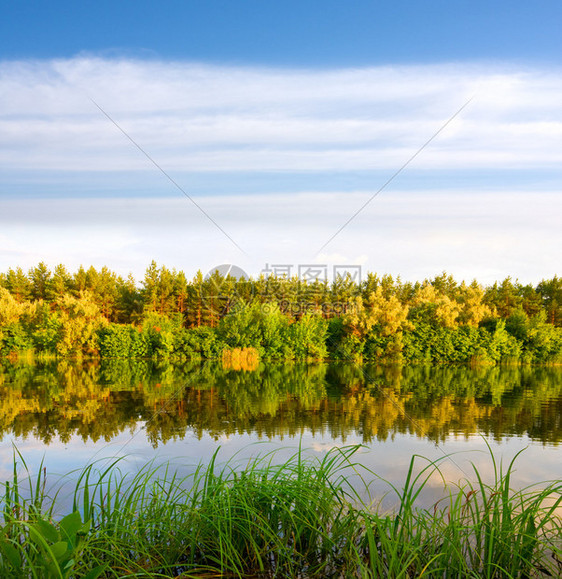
[1, 360, 561, 508]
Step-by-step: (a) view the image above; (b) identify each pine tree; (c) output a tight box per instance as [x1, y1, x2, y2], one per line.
[5, 267, 31, 302]
[536, 276, 562, 326]
[47, 264, 72, 301]
[142, 260, 160, 313]
[173, 270, 188, 317]
[72, 266, 88, 295]
[29, 262, 51, 301]
[117, 274, 143, 324]
[185, 271, 205, 328]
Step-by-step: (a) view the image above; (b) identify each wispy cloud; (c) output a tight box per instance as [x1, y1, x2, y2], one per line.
[1, 58, 562, 173]
[0, 57, 560, 282]
[0, 191, 559, 284]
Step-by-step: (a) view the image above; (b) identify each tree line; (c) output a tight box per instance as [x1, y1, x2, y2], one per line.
[0, 261, 561, 363]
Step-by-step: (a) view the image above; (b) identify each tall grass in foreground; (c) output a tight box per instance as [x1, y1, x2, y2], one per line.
[0, 445, 561, 578]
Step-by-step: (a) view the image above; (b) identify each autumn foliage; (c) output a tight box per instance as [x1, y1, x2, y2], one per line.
[1, 263, 561, 364]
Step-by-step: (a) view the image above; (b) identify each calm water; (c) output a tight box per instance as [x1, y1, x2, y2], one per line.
[1, 359, 561, 506]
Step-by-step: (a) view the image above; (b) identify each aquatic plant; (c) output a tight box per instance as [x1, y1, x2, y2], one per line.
[0, 445, 560, 577]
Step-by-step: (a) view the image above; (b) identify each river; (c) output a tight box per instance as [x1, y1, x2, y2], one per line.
[1, 359, 561, 508]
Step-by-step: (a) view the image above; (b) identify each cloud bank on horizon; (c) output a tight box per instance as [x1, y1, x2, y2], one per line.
[0, 57, 561, 284]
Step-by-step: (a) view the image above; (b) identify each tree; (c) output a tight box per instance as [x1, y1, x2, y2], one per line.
[344, 287, 411, 339]
[0, 287, 29, 326]
[142, 260, 160, 313]
[72, 265, 88, 294]
[5, 267, 31, 302]
[361, 272, 380, 298]
[185, 271, 205, 328]
[54, 292, 107, 356]
[518, 283, 542, 318]
[289, 312, 328, 359]
[485, 277, 522, 319]
[457, 281, 493, 327]
[156, 265, 176, 316]
[429, 272, 458, 299]
[409, 284, 460, 328]
[330, 273, 358, 317]
[536, 276, 562, 326]
[117, 273, 143, 324]
[174, 270, 188, 317]
[29, 262, 51, 301]
[47, 264, 72, 301]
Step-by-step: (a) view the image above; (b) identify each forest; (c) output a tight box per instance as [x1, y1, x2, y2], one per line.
[0, 261, 561, 364]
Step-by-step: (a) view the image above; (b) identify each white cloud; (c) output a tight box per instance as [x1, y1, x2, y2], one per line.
[1, 58, 562, 172]
[0, 57, 560, 282]
[0, 190, 560, 284]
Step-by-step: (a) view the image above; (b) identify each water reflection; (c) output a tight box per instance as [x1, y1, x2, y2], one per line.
[1, 360, 561, 447]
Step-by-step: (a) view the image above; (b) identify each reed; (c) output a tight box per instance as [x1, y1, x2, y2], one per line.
[0, 444, 561, 577]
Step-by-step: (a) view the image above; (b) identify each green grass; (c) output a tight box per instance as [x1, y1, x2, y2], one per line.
[1, 444, 561, 578]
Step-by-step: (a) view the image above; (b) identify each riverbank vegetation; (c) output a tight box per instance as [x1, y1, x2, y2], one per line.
[1, 262, 561, 363]
[1, 446, 561, 577]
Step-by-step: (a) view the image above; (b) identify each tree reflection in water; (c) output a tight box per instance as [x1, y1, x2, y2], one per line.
[0, 360, 561, 448]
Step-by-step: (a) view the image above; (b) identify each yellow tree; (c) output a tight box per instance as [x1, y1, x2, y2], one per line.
[344, 287, 411, 339]
[411, 284, 460, 328]
[54, 292, 107, 356]
[0, 287, 29, 326]
[457, 281, 493, 327]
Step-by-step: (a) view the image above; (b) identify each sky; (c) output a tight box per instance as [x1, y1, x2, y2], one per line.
[1, 1, 561, 284]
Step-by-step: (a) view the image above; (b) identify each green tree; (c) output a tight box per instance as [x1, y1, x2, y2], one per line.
[142, 260, 160, 313]
[536, 276, 562, 326]
[72, 265, 88, 294]
[5, 267, 31, 302]
[485, 277, 522, 318]
[330, 273, 358, 316]
[94, 266, 120, 320]
[26, 301, 61, 353]
[185, 270, 206, 328]
[173, 270, 189, 317]
[289, 313, 328, 359]
[47, 264, 72, 301]
[429, 271, 459, 299]
[116, 273, 143, 324]
[29, 261, 51, 301]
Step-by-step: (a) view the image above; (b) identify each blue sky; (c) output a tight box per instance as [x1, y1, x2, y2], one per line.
[4, 1, 562, 65]
[1, 1, 561, 283]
